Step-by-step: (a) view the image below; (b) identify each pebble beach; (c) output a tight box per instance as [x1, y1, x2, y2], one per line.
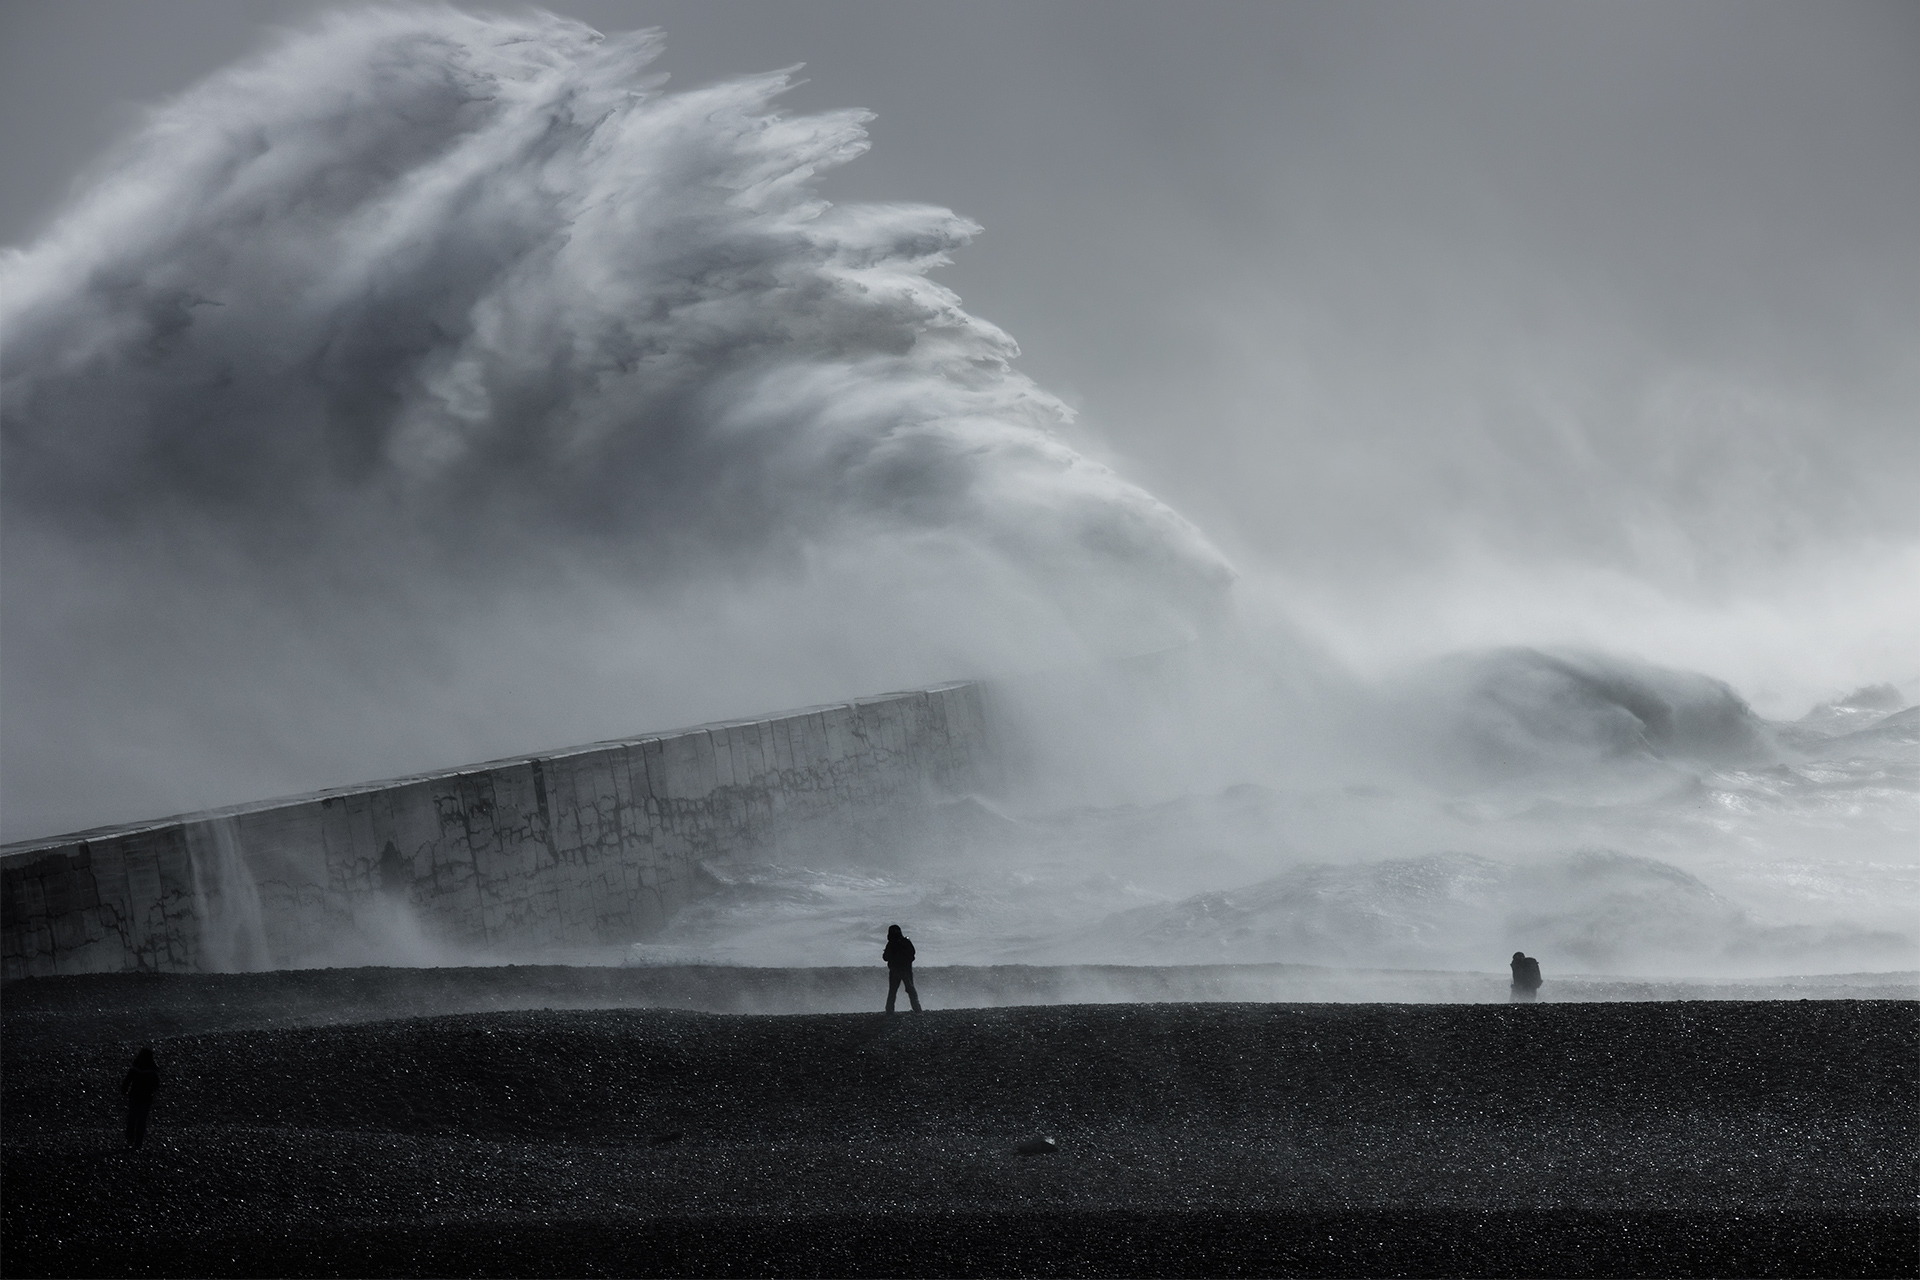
[3, 966, 1914, 1277]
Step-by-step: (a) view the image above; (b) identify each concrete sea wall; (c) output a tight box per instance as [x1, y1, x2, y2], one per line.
[2, 683, 997, 979]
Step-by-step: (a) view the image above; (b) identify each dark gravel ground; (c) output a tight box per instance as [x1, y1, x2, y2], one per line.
[6, 965, 1913, 1052]
[3, 973, 1914, 1277]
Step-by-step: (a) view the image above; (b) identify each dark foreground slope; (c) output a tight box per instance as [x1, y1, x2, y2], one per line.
[3, 985, 1914, 1277]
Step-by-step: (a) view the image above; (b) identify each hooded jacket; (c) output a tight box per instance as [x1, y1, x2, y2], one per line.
[883, 931, 916, 968]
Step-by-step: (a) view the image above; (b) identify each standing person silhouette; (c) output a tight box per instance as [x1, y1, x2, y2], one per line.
[123, 1045, 160, 1149]
[883, 924, 922, 1013]
[1510, 952, 1543, 1002]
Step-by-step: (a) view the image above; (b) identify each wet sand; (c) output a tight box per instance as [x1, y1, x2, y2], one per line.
[3, 967, 1914, 1277]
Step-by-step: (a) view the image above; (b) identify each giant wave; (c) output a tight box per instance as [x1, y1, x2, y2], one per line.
[0, 9, 1228, 839]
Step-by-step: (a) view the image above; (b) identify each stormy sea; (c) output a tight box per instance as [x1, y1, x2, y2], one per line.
[2, 8, 1913, 1277]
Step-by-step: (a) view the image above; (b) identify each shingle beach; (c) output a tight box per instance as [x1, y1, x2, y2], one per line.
[4, 966, 1913, 1277]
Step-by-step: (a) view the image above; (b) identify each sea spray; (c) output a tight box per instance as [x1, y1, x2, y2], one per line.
[0, 10, 1228, 607]
[184, 816, 268, 972]
[0, 8, 1230, 840]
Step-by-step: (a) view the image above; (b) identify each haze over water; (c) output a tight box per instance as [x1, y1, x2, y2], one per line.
[2, 6, 1914, 979]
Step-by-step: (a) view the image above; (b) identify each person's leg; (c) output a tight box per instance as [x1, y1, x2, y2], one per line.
[887, 968, 901, 1013]
[904, 967, 921, 1012]
[127, 1099, 150, 1148]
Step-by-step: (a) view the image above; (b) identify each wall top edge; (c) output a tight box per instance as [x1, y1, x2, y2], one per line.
[0, 680, 987, 863]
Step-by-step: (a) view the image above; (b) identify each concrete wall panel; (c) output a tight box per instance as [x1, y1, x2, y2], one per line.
[3, 682, 999, 977]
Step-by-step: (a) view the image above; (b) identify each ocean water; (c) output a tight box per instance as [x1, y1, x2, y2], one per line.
[631, 661, 1918, 979]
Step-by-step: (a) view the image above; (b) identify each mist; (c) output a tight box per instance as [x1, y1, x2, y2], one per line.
[2, 5, 1914, 981]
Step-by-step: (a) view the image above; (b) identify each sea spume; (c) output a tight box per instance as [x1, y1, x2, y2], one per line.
[0, 8, 1231, 841]
[0, 9, 1228, 612]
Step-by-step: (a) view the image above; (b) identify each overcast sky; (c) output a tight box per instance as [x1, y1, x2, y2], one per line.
[2, 2, 1916, 836]
[10, 1, 1915, 590]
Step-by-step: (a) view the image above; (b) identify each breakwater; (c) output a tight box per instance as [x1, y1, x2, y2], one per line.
[1, 682, 996, 978]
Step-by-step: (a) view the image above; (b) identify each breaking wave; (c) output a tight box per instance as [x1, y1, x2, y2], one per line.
[1, 9, 1226, 609]
[0, 9, 1229, 838]
[1389, 647, 1778, 788]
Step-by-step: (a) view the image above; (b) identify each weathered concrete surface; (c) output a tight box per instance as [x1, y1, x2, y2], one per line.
[2, 683, 997, 978]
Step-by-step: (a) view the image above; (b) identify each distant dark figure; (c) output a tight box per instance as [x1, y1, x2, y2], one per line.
[122, 1046, 160, 1149]
[1510, 952, 1543, 1002]
[883, 924, 922, 1013]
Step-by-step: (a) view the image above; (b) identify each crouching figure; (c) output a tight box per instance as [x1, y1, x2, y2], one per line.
[1510, 951, 1543, 1002]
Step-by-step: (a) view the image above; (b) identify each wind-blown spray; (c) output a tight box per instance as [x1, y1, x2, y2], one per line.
[1, 9, 1228, 838]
